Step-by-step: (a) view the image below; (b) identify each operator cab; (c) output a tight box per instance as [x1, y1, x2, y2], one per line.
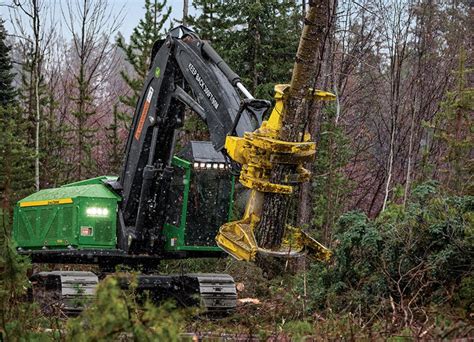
[163, 141, 234, 252]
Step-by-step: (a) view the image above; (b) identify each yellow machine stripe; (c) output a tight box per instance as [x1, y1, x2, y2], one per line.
[20, 198, 73, 207]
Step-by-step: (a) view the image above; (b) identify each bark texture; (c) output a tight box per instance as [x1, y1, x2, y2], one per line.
[256, 0, 330, 248]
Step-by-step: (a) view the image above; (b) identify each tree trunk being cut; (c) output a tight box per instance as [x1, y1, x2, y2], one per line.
[256, 0, 330, 248]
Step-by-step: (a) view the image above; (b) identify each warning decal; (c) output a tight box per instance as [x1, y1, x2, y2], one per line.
[134, 87, 155, 140]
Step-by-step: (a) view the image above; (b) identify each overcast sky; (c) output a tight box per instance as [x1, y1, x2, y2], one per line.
[0, 0, 196, 40]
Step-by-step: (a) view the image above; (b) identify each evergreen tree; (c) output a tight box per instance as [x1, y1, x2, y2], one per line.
[106, 104, 124, 174]
[189, 0, 301, 98]
[40, 92, 71, 187]
[187, 0, 228, 41]
[311, 105, 353, 244]
[117, 0, 171, 118]
[71, 73, 98, 180]
[0, 20, 16, 107]
[432, 48, 473, 195]
[0, 209, 37, 340]
[0, 106, 34, 209]
[0, 19, 34, 210]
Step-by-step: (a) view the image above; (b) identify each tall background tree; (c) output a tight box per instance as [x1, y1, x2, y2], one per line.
[189, 0, 301, 98]
[10, 0, 57, 191]
[0, 18, 34, 211]
[431, 49, 473, 195]
[102, 0, 171, 173]
[116, 0, 171, 124]
[62, 0, 122, 179]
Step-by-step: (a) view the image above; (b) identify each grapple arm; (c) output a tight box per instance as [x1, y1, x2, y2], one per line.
[216, 84, 335, 262]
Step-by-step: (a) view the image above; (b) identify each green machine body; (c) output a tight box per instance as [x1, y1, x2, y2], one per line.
[13, 142, 235, 255]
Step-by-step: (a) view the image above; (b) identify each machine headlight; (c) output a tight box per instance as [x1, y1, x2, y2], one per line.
[86, 207, 109, 217]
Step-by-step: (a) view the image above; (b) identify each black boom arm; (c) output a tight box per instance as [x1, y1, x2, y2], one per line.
[116, 26, 270, 253]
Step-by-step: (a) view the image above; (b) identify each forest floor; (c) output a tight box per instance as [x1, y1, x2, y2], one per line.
[4, 256, 472, 341]
[173, 258, 472, 341]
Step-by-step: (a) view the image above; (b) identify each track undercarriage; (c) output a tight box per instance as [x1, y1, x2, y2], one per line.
[30, 271, 237, 316]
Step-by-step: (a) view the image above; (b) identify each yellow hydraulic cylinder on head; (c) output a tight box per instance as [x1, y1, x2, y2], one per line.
[216, 84, 335, 262]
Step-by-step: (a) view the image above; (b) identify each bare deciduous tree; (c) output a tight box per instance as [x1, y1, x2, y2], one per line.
[61, 0, 122, 179]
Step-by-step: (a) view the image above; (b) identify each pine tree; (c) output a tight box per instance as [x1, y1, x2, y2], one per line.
[0, 23, 59, 338]
[0, 19, 34, 211]
[71, 72, 98, 180]
[432, 48, 473, 195]
[0, 208, 35, 340]
[311, 105, 353, 244]
[187, 0, 228, 41]
[106, 104, 124, 174]
[189, 0, 301, 98]
[0, 21, 16, 107]
[40, 92, 71, 187]
[116, 0, 171, 118]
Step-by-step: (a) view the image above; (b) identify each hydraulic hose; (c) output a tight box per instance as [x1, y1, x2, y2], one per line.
[201, 42, 241, 86]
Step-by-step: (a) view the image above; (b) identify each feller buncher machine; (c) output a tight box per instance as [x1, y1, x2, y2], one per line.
[12, 26, 333, 314]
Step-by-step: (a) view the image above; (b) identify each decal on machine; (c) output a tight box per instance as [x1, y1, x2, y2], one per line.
[134, 87, 155, 140]
[20, 198, 73, 207]
[80, 226, 93, 237]
[188, 63, 219, 110]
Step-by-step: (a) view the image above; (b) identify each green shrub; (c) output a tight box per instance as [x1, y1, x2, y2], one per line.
[67, 276, 183, 341]
[1, 210, 52, 341]
[282, 320, 314, 341]
[305, 183, 473, 323]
